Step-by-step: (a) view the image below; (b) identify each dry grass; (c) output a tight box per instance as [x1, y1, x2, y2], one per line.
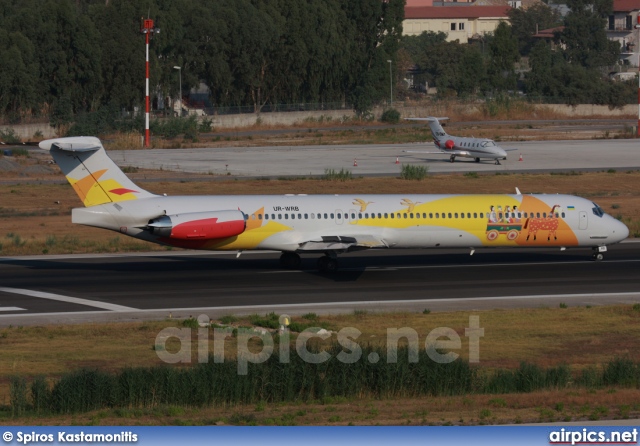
[1, 171, 639, 256]
[2, 305, 640, 424]
[2, 388, 640, 425]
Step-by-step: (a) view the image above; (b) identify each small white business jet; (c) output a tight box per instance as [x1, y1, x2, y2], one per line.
[38, 137, 628, 272]
[405, 117, 514, 164]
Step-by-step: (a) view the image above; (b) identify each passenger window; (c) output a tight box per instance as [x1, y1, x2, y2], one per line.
[298, 213, 302, 219]
[264, 214, 269, 220]
[384, 213, 388, 218]
[536, 213, 540, 218]
[304, 214, 308, 219]
[359, 213, 363, 219]
[337, 213, 341, 219]
[429, 213, 433, 218]
[435, 213, 439, 218]
[317, 214, 322, 219]
[390, 213, 394, 219]
[285, 214, 289, 219]
[278, 214, 282, 219]
[473, 213, 477, 218]
[562, 212, 565, 218]
[416, 213, 420, 219]
[403, 213, 408, 219]
[331, 213, 334, 219]
[543, 213, 546, 218]
[351, 213, 356, 219]
[258, 214, 263, 220]
[410, 213, 414, 218]
[378, 213, 382, 218]
[467, 213, 471, 218]
[460, 213, 464, 219]
[498, 212, 503, 220]
[324, 213, 328, 219]
[448, 213, 452, 218]
[371, 213, 376, 219]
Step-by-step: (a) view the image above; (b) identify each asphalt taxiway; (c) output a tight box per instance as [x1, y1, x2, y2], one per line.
[108, 139, 640, 177]
[1, 242, 638, 326]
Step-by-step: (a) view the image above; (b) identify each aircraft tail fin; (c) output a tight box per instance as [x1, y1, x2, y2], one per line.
[405, 117, 449, 138]
[39, 136, 155, 207]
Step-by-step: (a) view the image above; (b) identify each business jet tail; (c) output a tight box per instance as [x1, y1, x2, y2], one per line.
[405, 117, 449, 137]
[39, 136, 155, 207]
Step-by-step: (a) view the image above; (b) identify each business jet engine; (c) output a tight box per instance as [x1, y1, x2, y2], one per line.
[146, 210, 246, 240]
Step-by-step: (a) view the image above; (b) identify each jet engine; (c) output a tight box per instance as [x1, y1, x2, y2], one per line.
[146, 210, 246, 240]
[444, 140, 455, 150]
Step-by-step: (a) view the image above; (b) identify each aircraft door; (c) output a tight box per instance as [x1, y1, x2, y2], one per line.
[335, 209, 343, 225]
[579, 211, 588, 230]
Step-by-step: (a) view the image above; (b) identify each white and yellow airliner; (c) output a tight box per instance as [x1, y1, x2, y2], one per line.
[40, 136, 629, 272]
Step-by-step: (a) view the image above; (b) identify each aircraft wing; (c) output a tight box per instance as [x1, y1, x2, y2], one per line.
[504, 148, 519, 152]
[404, 150, 443, 154]
[297, 234, 387, 252]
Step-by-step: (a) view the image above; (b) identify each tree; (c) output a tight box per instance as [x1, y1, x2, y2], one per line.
[560, 0, 619, 69]
[487, 22, 520, 92]
[411, 39, 485, 97]
[508, 3, 561, 55]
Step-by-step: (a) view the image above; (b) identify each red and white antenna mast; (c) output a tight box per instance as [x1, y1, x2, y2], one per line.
[141, 18, 159, 148]
[636, 16, 640, 137]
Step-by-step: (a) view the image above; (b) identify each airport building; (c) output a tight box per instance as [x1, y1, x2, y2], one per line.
[607, 0, 640, 67]
[403, 4, 512, 41]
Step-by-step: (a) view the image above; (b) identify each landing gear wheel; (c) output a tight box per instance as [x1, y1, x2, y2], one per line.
[280, 252, 301, 269]
[449, 155, 455, 163]
[495, 159, 501, 165]
[475, 157, 480, 163]
[592, 252, 604, 261]
[317, 255, 338, 273]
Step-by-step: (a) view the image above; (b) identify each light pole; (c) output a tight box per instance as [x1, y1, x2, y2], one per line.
[387, 59, 393, 106]
[173, 66, 182, 117]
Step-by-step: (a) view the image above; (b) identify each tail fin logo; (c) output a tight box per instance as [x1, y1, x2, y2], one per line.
[68, 169, 140, 207]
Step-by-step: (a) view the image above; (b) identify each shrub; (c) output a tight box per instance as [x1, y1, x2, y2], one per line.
[0, 128, 21, 144]
[323, 168, 353, 181]
[400, 164, 428, 180]
[380, 108, 400, 124]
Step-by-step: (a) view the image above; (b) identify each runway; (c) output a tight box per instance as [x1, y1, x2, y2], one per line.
[1, 242, 639, 326]
[108, 139, 640, 177]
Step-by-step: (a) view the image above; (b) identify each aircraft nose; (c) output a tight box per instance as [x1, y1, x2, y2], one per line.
[497, 147, 508, 159]
[612, 218, 629, 242]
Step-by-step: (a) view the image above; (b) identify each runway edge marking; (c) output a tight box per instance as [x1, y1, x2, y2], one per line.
[0, 287, 138, 312]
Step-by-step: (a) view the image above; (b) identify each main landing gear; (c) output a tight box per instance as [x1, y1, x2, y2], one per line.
[317, 254, 338, 273]
[474, 157, 480, 163]
[495, 159, 501, 165]
[279, 252, 339, 272]
[449, 155, 456, 163]
[279, 251, 301, 269]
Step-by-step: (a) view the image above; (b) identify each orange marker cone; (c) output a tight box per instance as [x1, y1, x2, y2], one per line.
[353, 158, 358, 167]
[395, 156, 400, 164]
[519, 154, 523, 162]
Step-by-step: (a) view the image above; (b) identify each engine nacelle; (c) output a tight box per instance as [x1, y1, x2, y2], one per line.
[147, 210, 246, 240]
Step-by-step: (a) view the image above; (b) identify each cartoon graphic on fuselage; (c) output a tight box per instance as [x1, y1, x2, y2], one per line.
[404, 117, 511, 165]
[39, 137, 629, 272]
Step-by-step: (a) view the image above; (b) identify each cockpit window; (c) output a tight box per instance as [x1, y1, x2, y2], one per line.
[482, 141, 495, 147]
[592, 202, 604, 218]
